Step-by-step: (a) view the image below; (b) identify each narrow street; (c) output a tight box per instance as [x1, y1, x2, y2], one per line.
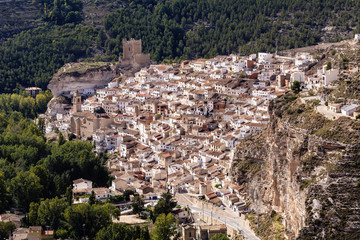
[176, 193, 260, 240]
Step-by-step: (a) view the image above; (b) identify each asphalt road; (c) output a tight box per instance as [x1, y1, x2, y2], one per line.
[189, 205, 261, 240]
[176, 194, 260, 240]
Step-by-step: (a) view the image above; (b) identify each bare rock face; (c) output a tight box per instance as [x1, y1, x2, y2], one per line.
[48, 62, 119, 97]
[45, 96, 71, 118]
[232, 94, 360, 239]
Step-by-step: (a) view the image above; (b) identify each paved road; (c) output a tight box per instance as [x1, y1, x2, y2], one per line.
[189, 205, 261, 240]
[316, 104, 343, 120]
[176, 194, 260, 240]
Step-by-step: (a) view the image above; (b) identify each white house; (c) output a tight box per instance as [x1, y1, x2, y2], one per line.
[354, 34, 360, 41]
[73, 178, 92, 190]
[323, 68, 339, 86]
[291, 71, 305, 83]
[258, 53, 273, 63]
[341, 105, 358, 117]
[111, 178, 128, 191]
[108, 81, 119, 89]
[328, 103, 342, 113]
[173, 208, 189, 223]
[93, 188, 111, 200]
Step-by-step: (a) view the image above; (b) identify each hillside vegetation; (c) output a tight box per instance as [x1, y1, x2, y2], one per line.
[103, 0, 360, 61]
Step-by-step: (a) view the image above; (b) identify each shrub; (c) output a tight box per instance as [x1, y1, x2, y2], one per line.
[291, 81, 301, 93]
[326, 62, 332, 70]
[68, 133, 76, 141]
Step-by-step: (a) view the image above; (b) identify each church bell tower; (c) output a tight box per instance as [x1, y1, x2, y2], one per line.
[72, 90, 82, 113]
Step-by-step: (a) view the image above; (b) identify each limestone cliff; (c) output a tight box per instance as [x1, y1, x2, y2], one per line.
[48, 62, 119, 97]
[231, 94, 360, 239]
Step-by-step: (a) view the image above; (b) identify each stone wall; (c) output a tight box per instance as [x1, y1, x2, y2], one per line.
[120, 38, 151, 69]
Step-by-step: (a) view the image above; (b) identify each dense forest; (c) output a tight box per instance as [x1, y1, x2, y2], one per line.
[1, 0, 360, 94]
[0, 104, 110, 210]
[0, 25, 96, 93]
[103, 0, 360, 61]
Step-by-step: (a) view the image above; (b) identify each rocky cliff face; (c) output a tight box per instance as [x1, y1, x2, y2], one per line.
[232, 94, 360, 239]
[47, 62, 119, 97]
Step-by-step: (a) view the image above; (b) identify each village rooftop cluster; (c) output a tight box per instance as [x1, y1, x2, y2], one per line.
[43, 48, 359, 227]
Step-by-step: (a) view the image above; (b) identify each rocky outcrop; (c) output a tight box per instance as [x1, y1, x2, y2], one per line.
[47, 59, 151, 97]
[232, 94, 360, 239]
[48, 62, 119, 97]
[45, 96, 71, 118]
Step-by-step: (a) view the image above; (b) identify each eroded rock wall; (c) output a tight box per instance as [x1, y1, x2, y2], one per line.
[48, 62, 119, 97]
[232, 95, 360, 239]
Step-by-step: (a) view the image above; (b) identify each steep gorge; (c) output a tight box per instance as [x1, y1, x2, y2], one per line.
[231, 94, 360, 239]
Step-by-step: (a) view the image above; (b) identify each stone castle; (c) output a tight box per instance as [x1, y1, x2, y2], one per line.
[119, 38, 150, 68]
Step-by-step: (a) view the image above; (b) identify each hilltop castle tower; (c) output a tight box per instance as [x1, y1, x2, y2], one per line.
[73, 90, 82, 113]
[122, 39, 142, 59]
[120, 38, 150, 67]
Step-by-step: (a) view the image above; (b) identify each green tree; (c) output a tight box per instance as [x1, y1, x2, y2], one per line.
[131, 195, 145, 216]
[95, 223, 150, 240]
[45, 141, 109, 195]
[0, 222, 16, 240]
[55, 229, 69, 239]
[65, 185, 73, 205]
[153, 192, 177, 221]
[0, 172, 9, 213]
[28, 202, 40, 226]
[36, 197, 68, 230]
[151, 213, 177, 240]
[291, 81, 301, 93]
[326, 61, 332, 70]
[10, 171, 43, 211]
[35, 93, 48, 113]
[58, 132, 66, 146]
[123, 190, 134, 202]
[38, 117, 46, 134]
[30, 164, 50, 198]
[68, 132, 76, 141]
[89, 191, 96, 205]
[64, 203, 120, 239]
